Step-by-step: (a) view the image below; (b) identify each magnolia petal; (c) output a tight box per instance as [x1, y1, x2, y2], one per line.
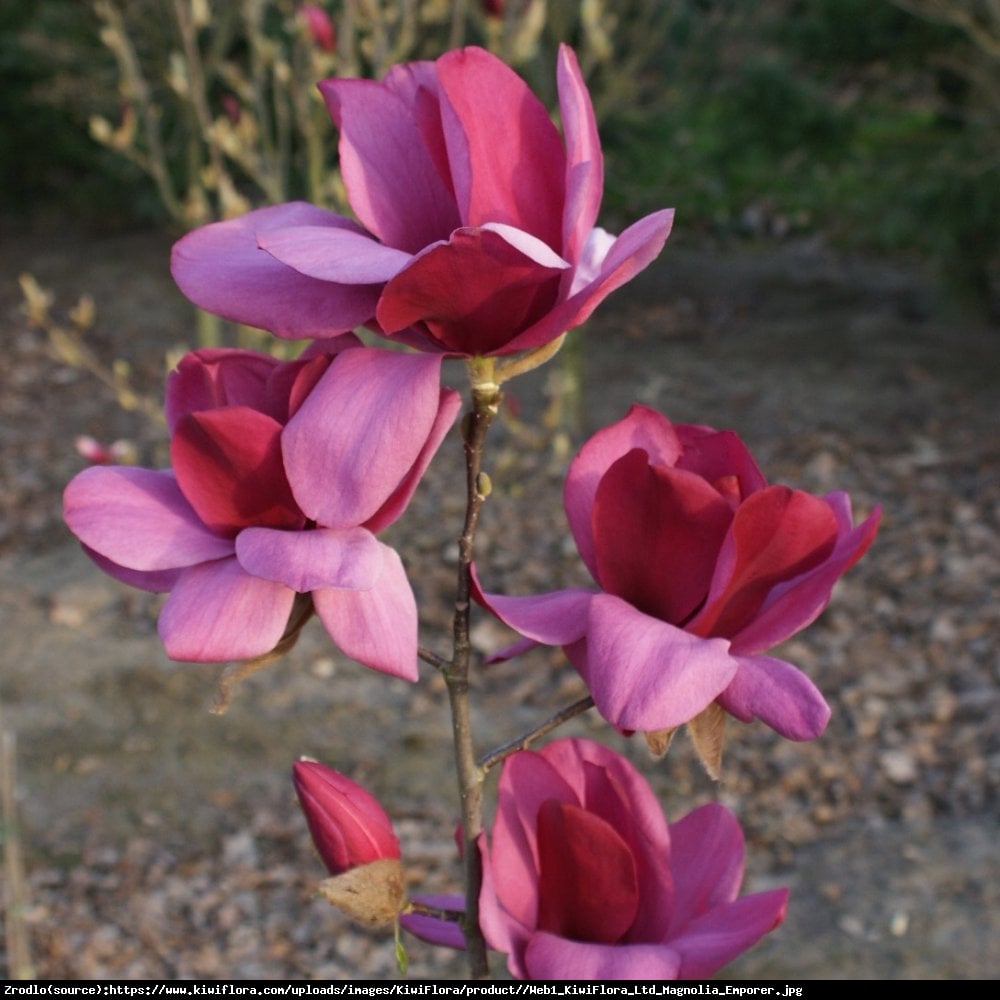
[730, 499, 881, 654]
[235, 526, 383, 592]
[258, 225, 412, 283]
[312, 545, 419, 680]
[718, 654, 831, 740]
[472, 576, 595, 649]
[283, 349, 445, 529]
[523, 934, 683, 981]
[564, 404, 683, 579]
[318, 76, 461, 253]
[436, 47, 565, 246]
[557, 44, 604, 265]
[666, 803, 746, 934]
[478, 840, 533, 978]
[83, 546, 182, 593]
[583, 594, 736, 731]
[158, 557, 295, 662]
[64, 466, 233, 571]
[672, 889, 789, 979]
[171, 202, 381, 338]
[399, 893, 467, 950]
[497, 208, 674, 355]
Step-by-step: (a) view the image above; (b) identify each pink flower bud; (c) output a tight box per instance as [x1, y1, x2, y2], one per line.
[298, 4, 336, 52]
[293, 758, 400, 875]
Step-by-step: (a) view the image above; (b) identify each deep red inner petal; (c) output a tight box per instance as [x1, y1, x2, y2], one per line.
[592, 448, 733, 624]
[536, 799, 639, 944]
[171, 406, 304, 537]
[694, 485, 839, 637]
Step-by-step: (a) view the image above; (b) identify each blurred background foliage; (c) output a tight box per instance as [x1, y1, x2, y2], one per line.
[2, 0, 998, 315]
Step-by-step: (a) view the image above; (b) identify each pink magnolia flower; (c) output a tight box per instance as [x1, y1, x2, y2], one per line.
[476, 405, 880, 741]
[63, 341, 460, 676]
[293, 758, 400, 875]
[298, 4, 336, 53]
[480, 738, 788, 979]
[171, 45, 673, 357]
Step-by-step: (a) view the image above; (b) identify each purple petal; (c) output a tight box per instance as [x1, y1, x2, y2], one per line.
[399, 894, 467, 950]
[717, 654, 831, 740]
[472, 576, 595, 648]
[523, 934, 682, 981]
[556, 44, 603, 265]
[258, 225, 412, 283]
[158, 557, 295, 662]
[318, 76, 461, 252]
[64, 466, 233, 571]
[283, 349, 445, 529]
[171, 202, 382, 338]
[82, 546, 182, 593]
[582, 594, 736, 731]
[672, 889, 789, 979]
[563, 404, 682, 579]
[667, 803, 745, 933]
[312, 545, 418, 680]
[235, 526, 383, 592]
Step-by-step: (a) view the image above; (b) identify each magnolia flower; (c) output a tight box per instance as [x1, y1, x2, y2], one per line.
[479, 738, 788, 979]
[476, 405, 880, 754]
[63, 342, 460, 676]
[171, 45, 672, 357]
[298, 4, 335, 52]
[293, 758, 406, 928]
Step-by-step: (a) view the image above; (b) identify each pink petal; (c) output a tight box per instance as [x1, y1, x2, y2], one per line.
[282, 349, 445, 529]
[258, 225, 412, 283]
[171, 202, 382, 338]
[582, 594, 736, 731]
[235, 526, 383, 592]
[472, 576, 595, 648]
[158, 557, 295, 662]
[399, 894, 467, 950]
[675, 426, 769, 500]
[82, 546, 182, 593]
[556, 44, 604, 264]
[364, 387, 462, 532]
[170, 407, 304, 537]
[592, 449, 733, 624]
[564, 404, 682, 579]
[64, 466, 233, 571]
[165, 349, 280, 432]
[731, 497, 880, 654]
[717, 654, 831, 740]
[523, 934, 682, 981]
[311, 544, 418, 680]
[672, 889, 789, 979]
[666, 803, 745, 933]
[376, 227, 565, 356]
[318, 76, 461, 253]
[478, 840, 532, 976]
[498, 209, 674, 355]
[689, 485, 840, 639]
[435, 47, 565, 246]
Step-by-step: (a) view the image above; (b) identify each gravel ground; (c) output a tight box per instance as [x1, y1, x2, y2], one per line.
[1, 223, 997, 980]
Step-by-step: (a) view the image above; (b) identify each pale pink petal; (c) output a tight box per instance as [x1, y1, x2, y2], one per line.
[582, 594, 736, 731]
[318, 76, 460, 252]
[666, 803, 745, 933]
[158, 557, 295, 662]
[497, 209, 674, 354]
[556, 44, 604, 264]
[171, 202, 381, 338]
[283, 349, 445, 529]
[235, 526, 382, 592]
[523, 934, 682, 981]
[312, 545, 418, 680]
[83, 546, 182, 593]
[563, 404, 682, 578]
[258, 225, 412, 283]
[672, 889, 789, 979]
[64, 466, 233, 571]
[472, 577, 595, 648]
[717, 654, 831, 740]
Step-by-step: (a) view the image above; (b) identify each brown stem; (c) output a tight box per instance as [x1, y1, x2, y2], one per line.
[444, 366, 500, 979]
[478, 696, 595, 774]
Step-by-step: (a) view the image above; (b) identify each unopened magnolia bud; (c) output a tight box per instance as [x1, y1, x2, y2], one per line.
[318, 857, 406, 929]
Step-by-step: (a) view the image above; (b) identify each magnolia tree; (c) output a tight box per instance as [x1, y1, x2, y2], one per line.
[63, 45, 879, 980]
